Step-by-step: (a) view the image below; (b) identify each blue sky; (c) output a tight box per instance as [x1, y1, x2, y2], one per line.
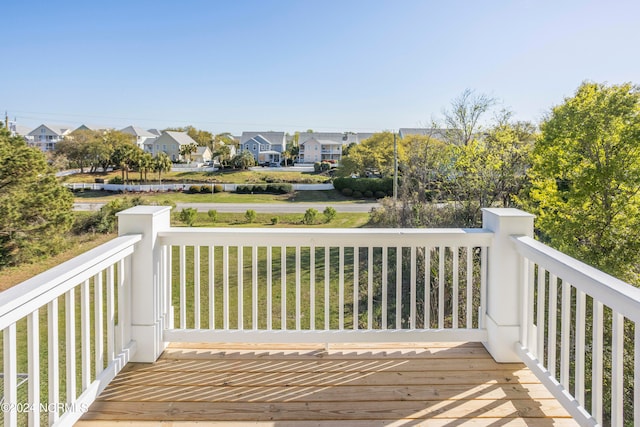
[1, 0, 638, 134]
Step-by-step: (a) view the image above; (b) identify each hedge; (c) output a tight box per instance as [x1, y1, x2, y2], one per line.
[235, 184, 293, 194]
[333, 177, 393, 196]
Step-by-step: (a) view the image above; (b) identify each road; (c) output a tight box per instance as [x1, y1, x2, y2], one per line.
[74, 202, 380, 213]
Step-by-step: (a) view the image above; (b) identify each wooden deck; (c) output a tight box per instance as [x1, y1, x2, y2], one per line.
[76, 342, 578, 426]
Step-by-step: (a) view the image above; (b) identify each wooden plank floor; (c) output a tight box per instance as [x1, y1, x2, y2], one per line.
[76, 342, 579, 426]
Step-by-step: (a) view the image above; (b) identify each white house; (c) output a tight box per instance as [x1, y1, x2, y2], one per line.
[27, 124, 74, 152]
[193, 146, 213, 164]
[151, 131, 198, 161]
[239, 131, 286, 165]
[298, 132, 374, 164]
[120, 126, 158, 152]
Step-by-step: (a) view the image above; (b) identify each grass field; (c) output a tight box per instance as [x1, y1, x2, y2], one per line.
[61, 168, 330, 185]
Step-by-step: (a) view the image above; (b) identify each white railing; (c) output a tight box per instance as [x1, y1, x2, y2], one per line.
[159, 228, 491, 344]
[514, 236, 640, 427]
[0, 234, 141, 427]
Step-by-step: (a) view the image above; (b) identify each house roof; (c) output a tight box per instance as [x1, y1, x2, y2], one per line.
[301, 138, 342, 146]
[156, 131, 198, 146]
[120, 125, 156, 138]
[27, 124, 74, 136]
[195, 146, 211, 155]
[147, 128, 163, 136]
[75, 124, 106, 132]
[240, 131, 286, 145]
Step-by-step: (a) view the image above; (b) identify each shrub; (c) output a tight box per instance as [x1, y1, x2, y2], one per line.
[245, 209, 257, 223]
[109, 176, 124, 185]
[374, 191, 386, 199]
[353, 190, 363, 198]
[179, 207, 197, 226]
[341, 188, 353, 197]
[189, 185, 201, 194]
[303, 208, 318, 225]
[200, 185, 211, 194]
[271, 216, 279, 225]
[320, 161, 331, 172]
[214, 184, 224, 193]
[333, 177, 393, 194]
[207, 209, 218, 223]
[314, 162, 322, 172]
[323, 206, 337, 223]
[364, 190, 373, 198]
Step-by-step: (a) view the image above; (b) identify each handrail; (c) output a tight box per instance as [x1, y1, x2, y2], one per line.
[0, 234, 142, 330]
[512, 235, 640, 324]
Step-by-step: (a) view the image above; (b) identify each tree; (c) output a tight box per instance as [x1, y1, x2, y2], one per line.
[303, 208, 318, 225]
[165, 126, 213, 147]
[0, 127, 74, 267]
[339, 131, 405, 178]
[323, 206, 337, 223]
[443, 89, 496, 146]
[214, 144, 232, 167]
[55, 129, 102, 172]
[231, 151, 256, 169]
[137, 152, 153, 182]
[153, 152, 172, 184]
[522, 81, 640, 284]
[179, 143, 198, 163]
[179, 208, 197, 226]
[245, 209, 257, 223]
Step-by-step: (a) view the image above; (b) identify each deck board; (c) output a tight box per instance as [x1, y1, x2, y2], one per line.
[76, 342, 579, 426]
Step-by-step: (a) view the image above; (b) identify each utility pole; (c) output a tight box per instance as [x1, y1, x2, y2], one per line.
[393, 131, 398, 204]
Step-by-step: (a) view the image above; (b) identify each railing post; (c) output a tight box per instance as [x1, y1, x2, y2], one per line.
[482, 208, 534, 362]
[117, 206, 171, 362]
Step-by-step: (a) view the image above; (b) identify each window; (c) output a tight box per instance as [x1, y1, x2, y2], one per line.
[41, 128, 46, 134]
[253, 144, 257, 151]
[163, 145, 167, 151]
[245, 144, 249, 150]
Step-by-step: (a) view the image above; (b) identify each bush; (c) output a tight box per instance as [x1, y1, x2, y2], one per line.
[364, 190, 373, 198]
[189, 185, 201, 193]
[214, 184, 224, 193]
[341, 188, 353, 197]
[200, 185, 211, 194]
[352, 190, 363, 198]
[236, 184, 293, 194]
[333, 177, 393, 195]
[374, 191, 386, 199]
[271, 216, 279, 225]
[303, 208, 318, 225]
[323, 206, 337, 223]
[245, 209, 257, 223]
[109, 176, 124, 185]
[314, 162, 322, 172]
[207, 209, 218, 223]
[179, 207, 197, 226]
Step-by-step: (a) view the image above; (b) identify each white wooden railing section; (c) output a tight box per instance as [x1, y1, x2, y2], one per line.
[514, 236, 640, 427]
[3, 205, 640, 426]
[0, 234, 140, 427]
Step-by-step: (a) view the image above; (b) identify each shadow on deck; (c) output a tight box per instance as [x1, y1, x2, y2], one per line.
[76, 342, 578, 426]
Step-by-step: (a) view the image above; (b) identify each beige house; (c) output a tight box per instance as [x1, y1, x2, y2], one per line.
[27, 124, 74, 152]
[151, 131, 198, 161]
[193, 146, 213, 164]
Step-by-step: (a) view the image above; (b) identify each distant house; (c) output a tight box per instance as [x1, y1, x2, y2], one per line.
[74, 124, 107, 133]
[151, 131, 198, 161]
[27, 124, 74, 152]
[239, 132, 286, 165]
[147, 129, 163, 137]
[193, 146, 213, 164]
[120, 126, 158, 152]
[398, 128, 448, 141]
[298, 132, 374, 164]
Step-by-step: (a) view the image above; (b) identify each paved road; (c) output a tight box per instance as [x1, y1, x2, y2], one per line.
[74, 202, 380, 213]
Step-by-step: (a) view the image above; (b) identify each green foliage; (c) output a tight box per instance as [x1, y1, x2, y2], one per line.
[522, 81, 640, 284]
[188, 185, 202, 194]
[179, 207, 198, 226]
[153, 152, 172, 183]
[303, 208, 318, 225]
[341, 188, 353, 197]
[207, 210, 218, 223]
[333, 177, 393, 196]
[109, 176, 124, 184]
[231, 151, 256, 169]
[78, 197, 142, 234]
[352, 190, 363, 198]
[364, 190, 373, 198]
[213, 184, 224, 193]
[271, 216, 279, 225]
[245, 209, 257, 223]
[0, 128, 75, 267]
[235, 184, 292, 194]
[323, 206, 337, 223]
[338, 131, 405, 177]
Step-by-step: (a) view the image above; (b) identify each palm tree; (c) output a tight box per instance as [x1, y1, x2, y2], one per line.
[179, 143, 198, 163]
[214, 144, 232, 167]
[137, 152, 153, 183]
[153, 152, 172, 185]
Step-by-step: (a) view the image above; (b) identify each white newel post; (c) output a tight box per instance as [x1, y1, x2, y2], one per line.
[117, 206, 171, 362]
[482, 208, 534, 362]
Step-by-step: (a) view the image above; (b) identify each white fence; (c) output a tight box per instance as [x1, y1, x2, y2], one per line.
[0, 235, 141, 426]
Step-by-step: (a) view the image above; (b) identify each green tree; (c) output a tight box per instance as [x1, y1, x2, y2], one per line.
[0, 127, 74, 267]
[232, 151, 256, 169]
[55, 129, 103, 172]
[303, 208, 318, 225]
[207, 209, 218, 223]
[245, 209, 257, 223]
[323, 206, 337, 223]
[137, 152, 154, 182]
[339, 131, 405, 178]
[179, 143, 198, 163]
[153, 152, 172, 184]
[523, 81, 640, 284]
[213, 144, 232, 167]
[179, 208, 198, 226]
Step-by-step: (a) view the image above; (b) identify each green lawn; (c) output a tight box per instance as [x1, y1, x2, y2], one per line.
[172, 212, 370, 228]
[72, 189, 358, 204]
[61, 168, 330, 185]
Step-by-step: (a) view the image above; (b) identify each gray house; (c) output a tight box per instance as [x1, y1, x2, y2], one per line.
[239, 131, 286, 165]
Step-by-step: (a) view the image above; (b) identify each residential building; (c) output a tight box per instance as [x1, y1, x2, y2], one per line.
[298, 132, 374, 164]
[120, 126, 158, 152]
[151, 131, 198, 161]
[27, 124, 74, 152]
[193, 146, 213, 164]
[239, 131, 286, 165]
